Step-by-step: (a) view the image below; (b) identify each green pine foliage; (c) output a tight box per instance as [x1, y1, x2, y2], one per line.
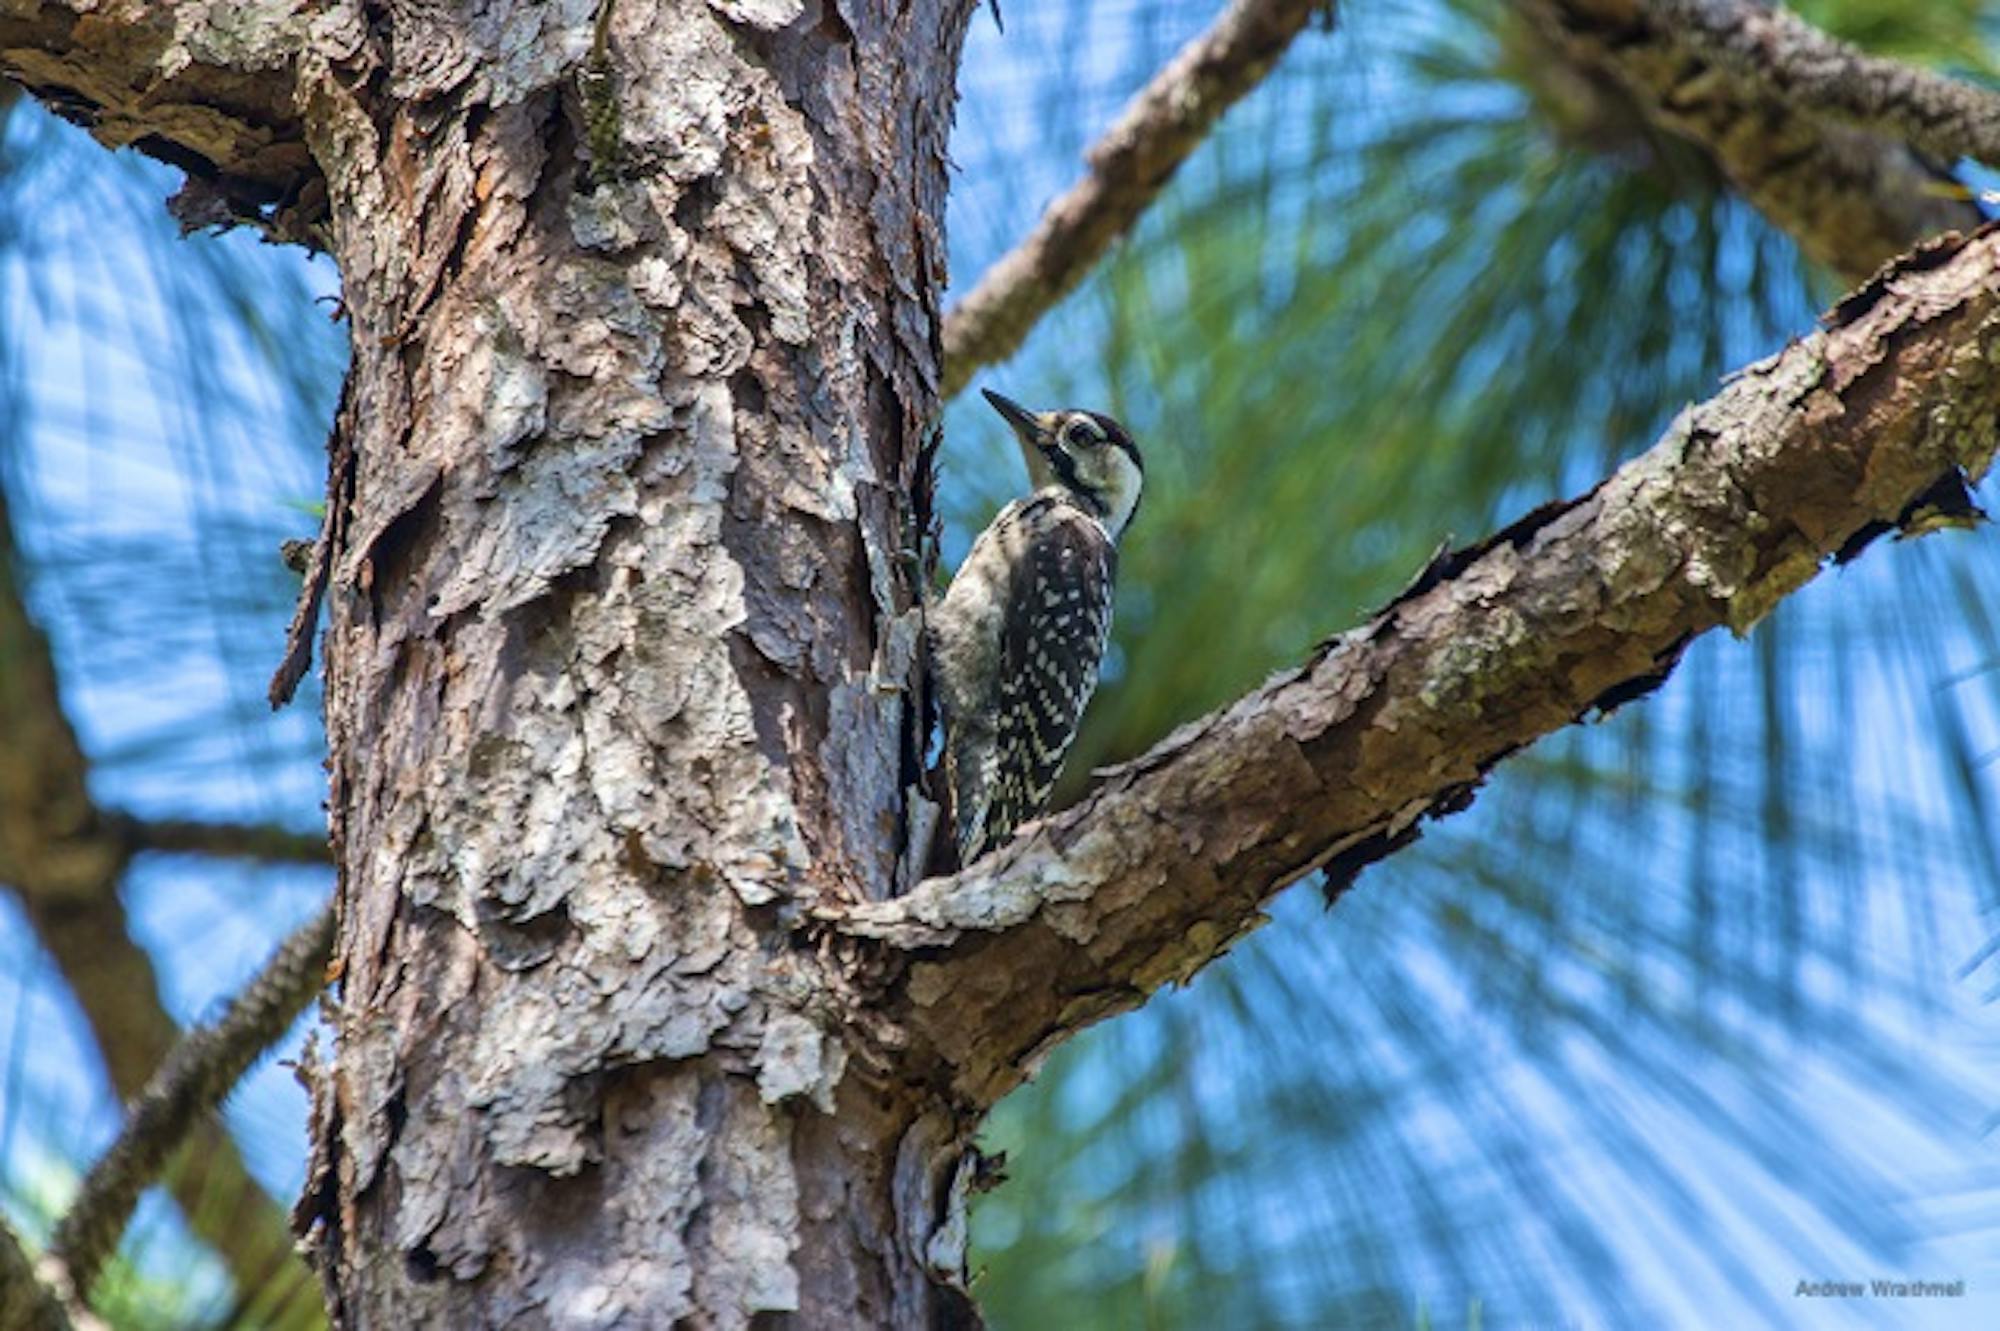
[950, 2, 2000, 1326]
[2, 1, 1999, 1327]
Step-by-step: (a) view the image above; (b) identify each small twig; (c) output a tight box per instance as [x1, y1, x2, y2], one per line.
[1650, 0, 2000, 168]
[107, 813, 328, 865]
[47, 906, 335, 1301]
[270, 377, 355, 708]
[939, 0, 1336, 399]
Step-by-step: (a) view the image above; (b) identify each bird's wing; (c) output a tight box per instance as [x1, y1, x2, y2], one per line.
[969, 499, 1116, 858]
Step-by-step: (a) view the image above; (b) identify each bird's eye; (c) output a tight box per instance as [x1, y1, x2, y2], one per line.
[1063, 420, 1097, 448]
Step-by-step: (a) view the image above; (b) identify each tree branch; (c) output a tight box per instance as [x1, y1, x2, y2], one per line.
[47, 905, 332, 1304]
[939, 0, 1996, 401]
[1649, 0, 2000, 169]
[0, 1, 319, 237]
[1517, 0, 1983, 281]
[938, 0, 1334, 399]
[842, 223, 2000, 1109]
[109, 814, 328, 866]
[0, 486, 324, 1327]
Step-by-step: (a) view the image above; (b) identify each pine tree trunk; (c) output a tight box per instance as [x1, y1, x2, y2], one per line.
[295, 2, 979, 1323]
[12, 3, 2000, 1326]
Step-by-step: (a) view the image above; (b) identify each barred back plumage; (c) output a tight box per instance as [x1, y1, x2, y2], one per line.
[931, 390, 1142, 867]
[934, 493, 1117, 862]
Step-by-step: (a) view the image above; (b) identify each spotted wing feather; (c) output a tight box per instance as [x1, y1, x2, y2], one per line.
[967, 501, 1116, 858]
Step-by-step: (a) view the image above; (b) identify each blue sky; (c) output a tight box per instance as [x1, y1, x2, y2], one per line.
[3, 2, 2000, 1326]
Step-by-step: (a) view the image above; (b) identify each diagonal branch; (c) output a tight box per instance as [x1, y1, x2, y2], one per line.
[939, 0, 1335, 399]
[941, 0, 1993, 406]
[47, 905, 333, 1305]
[842, 223, 2000, 1109]
[0, 486, 325, 1327]
[1648, 0, 2000, 169]
[1517, 0, 1982, 281]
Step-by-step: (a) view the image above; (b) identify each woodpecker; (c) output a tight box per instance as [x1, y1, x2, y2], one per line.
[931, 388, 1145, 865]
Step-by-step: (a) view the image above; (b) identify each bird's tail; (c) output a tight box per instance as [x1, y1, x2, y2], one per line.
[944, 731, 995, 867]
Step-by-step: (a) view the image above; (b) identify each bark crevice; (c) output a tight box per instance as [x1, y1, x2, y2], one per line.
[295, 2, 985, 1323]
[1515, 0, 1981, 280]
[839, 222, 2000, 1116]
[10, 2, 2000, 1326]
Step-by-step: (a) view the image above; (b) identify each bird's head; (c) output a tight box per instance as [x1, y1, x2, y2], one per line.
[982, 388, 1145, 540]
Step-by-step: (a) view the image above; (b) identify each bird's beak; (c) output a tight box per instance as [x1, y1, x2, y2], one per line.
[981, 388, 1051, 450]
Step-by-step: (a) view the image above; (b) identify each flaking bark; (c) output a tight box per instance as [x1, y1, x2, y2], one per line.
[841, 224, 2000, 1112]
[1518, 0, 1981, 280]
[1648, 0, 2000, 170]
[287, 1, 981, 1324]
[9, 2, 2000, 1327]
[0, 2, 321, 236]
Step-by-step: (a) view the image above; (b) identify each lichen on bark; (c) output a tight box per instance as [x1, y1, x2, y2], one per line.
[285, 1, 980, 1324]
[1515, 0, 1980, 280]
[10, 2, 2000, 1327]
[841, 223, 2000, 1117]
